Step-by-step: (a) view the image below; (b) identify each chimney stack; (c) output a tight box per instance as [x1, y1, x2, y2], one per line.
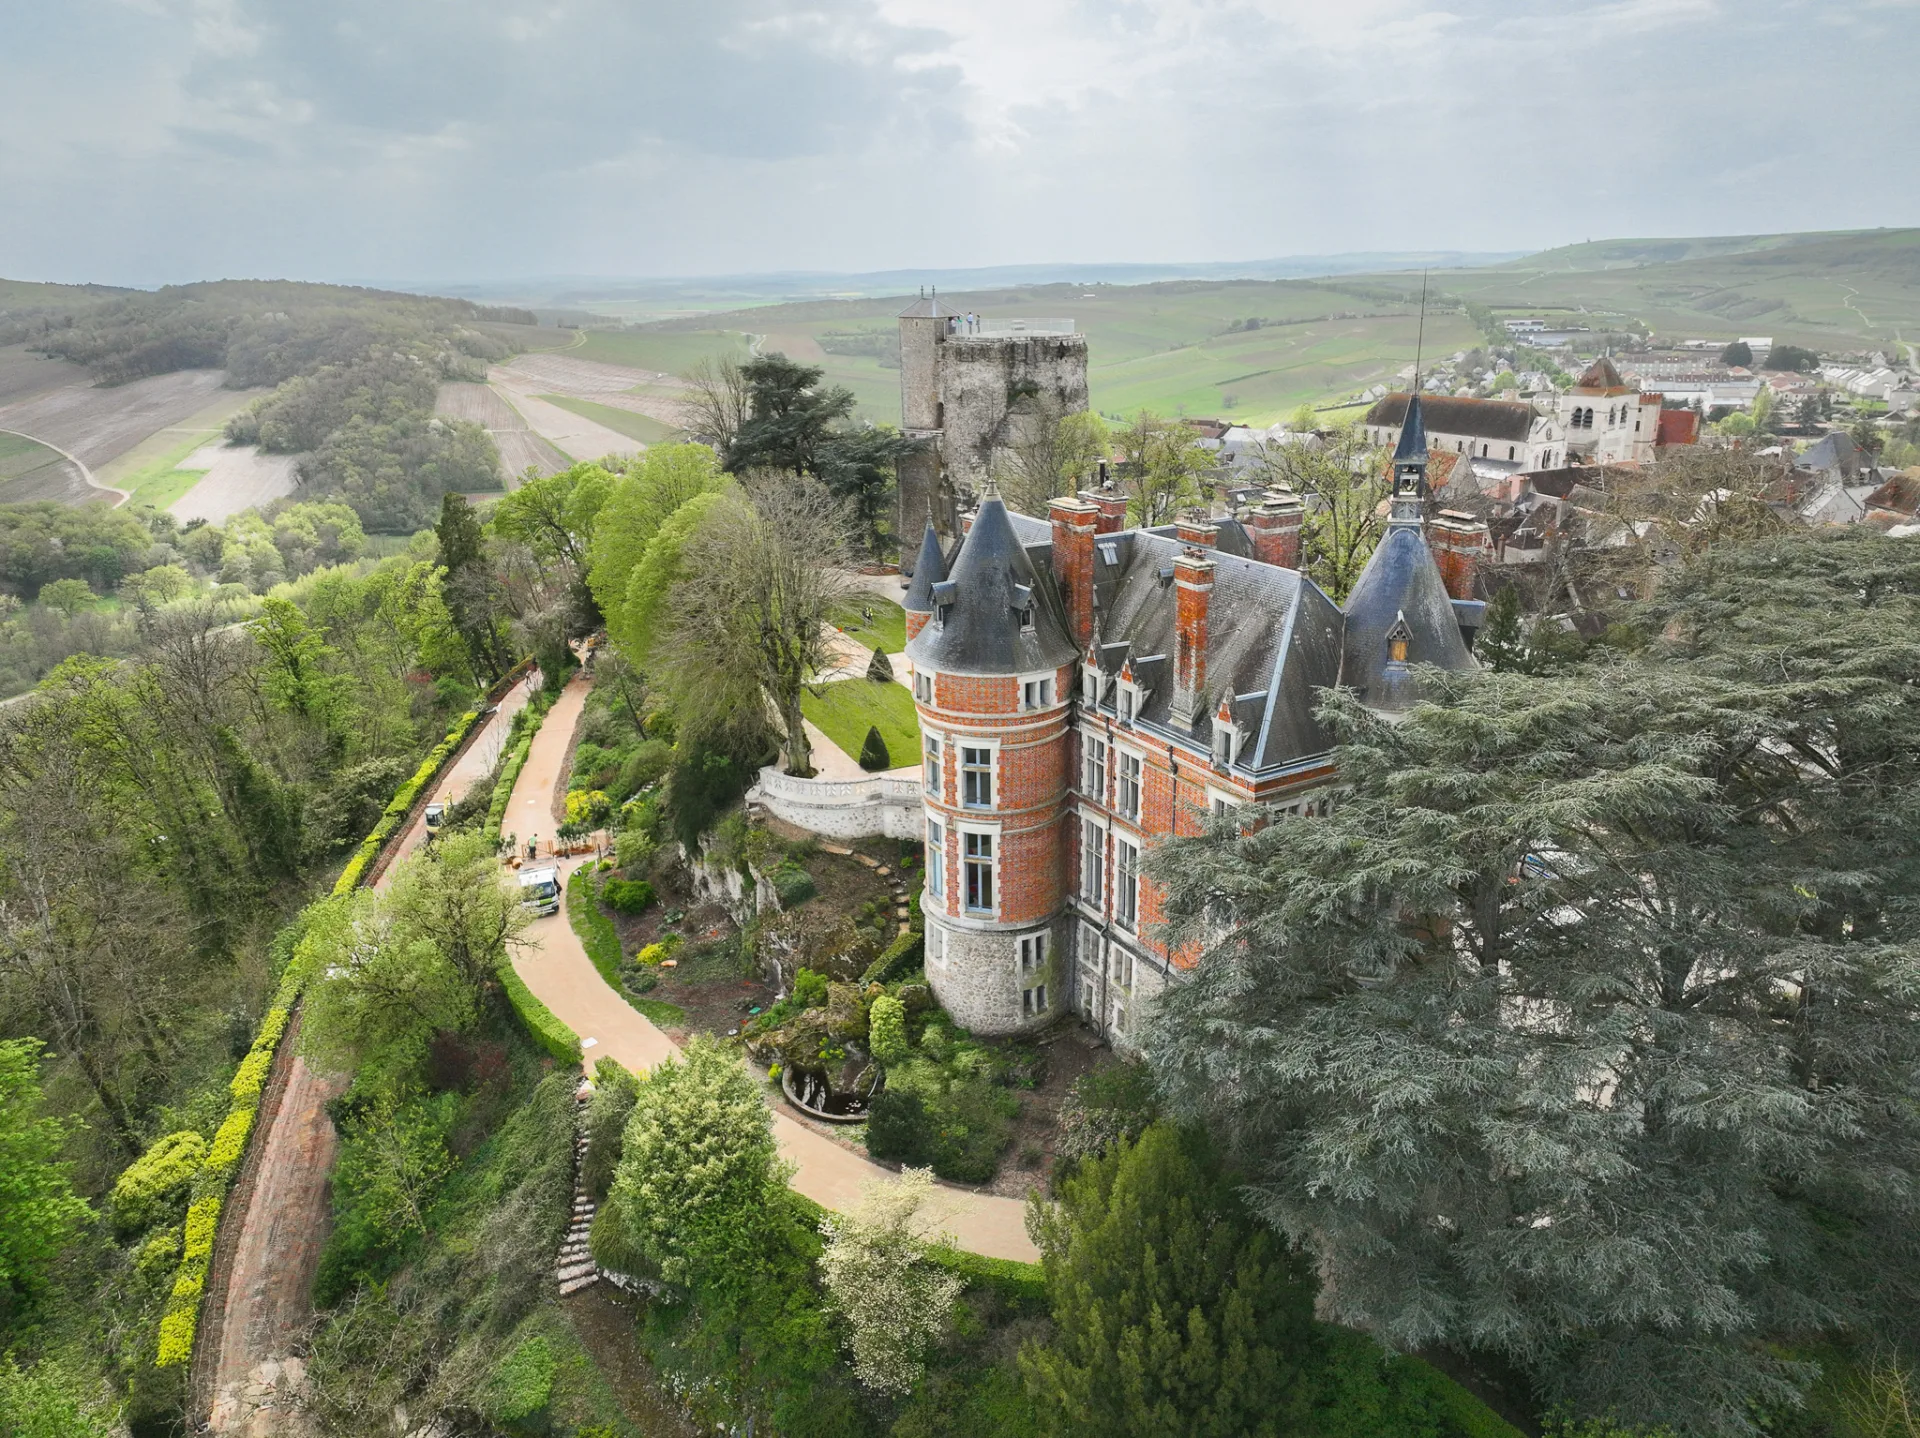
[1242, 488, 1305, 570]
[1174, 512, 1219, 549]
[1048, 496, 1099, 650]
[1082, 488, 1129, 535]
[1430, 509, 1493, 600]
[1170, 547, 1215, 728]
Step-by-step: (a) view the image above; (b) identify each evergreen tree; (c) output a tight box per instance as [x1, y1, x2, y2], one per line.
[1145, 550, 1920, 1437]
[435, 492, 509, 682]
[1474, 584, 1526, 672]
[725, 354, 856, 478]
[1719, 340, 1752, 368]
[1020, 1123, 1316, 1438]
[865, 644, 894, 683]
[857, 725, 890, 771]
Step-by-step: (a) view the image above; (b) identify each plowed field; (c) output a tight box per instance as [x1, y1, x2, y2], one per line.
[0, 369, 229, 469]
[0, 431, 91, 504]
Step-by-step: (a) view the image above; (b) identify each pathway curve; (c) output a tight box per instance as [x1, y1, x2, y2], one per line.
[206, 694, 531, 1435]
[0, 424, 122, 503]
[507, 675, 1040, 1262]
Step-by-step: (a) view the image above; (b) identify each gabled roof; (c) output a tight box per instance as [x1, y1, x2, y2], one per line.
[902, 522, 947, 613]
[905, 492, 1079, 676]
[1364, 392, 1537, 444]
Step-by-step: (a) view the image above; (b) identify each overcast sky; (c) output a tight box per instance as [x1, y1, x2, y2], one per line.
[3, 0, 1916, 287]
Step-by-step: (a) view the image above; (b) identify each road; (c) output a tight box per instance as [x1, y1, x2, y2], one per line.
[507, 674, 1041, 1262]
[205, 693, 531, 1435]
[0, 424, 123, 503]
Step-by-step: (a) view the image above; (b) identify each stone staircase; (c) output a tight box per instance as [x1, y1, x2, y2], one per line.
[557, 1082, 600, 1297]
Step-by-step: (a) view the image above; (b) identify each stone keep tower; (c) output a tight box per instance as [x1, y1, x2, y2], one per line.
[896, 293, 1091, 574]
[904, 485, 1078, 1033]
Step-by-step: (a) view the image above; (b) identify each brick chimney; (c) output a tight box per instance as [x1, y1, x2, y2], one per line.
[1430, 509, 1493, 600]
[1174, 512, 1219, 549]
[1049, 495, 1099, 650]
[1082, 489, 1129, 535]
[1242, 488, 1305, 570]
[1170, 547, 1215, 728]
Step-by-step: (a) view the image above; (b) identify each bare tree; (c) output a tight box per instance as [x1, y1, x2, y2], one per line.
[680, 355, 752, 455]
[995, 399, 1110, 517]
[1248, 422, 1389, 602]
[1116, 412, 1213, 526]
[661, 476, 854, 776]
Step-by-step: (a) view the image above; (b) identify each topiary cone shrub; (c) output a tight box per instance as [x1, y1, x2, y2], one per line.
[865, 646, 894, 683]
[858, 726, 891, 772]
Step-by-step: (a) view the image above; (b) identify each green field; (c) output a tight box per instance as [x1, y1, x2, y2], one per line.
[535, 394, 683, 445]
[802, 676, 919, 771]
[573, 328, 750, 374]
[833, 595, 907, 654]
[588, 228, 1920, 425]
[117, 429, 221, 510]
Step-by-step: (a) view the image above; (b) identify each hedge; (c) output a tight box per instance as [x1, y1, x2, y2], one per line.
[500, 964, 583, 1065]
[568, 865, 624, 988]
[158, 707, 485, 1369]
[859, 928, 924, 987]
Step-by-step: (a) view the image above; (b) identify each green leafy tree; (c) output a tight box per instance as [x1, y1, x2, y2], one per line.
[1020, 1123, 1316, 1437]
[436, 492, 511, 682]
[1720, 340, 1753, 368]
[997, 402, 1112, 518]
[1146, 583, 1920, 1433]
[1764, 343, 1821, 372]
[608, 1034, 790, 1288]
[1851, 412, 1886, 456]
[36, 578, 93, 617]
[1117, 413, 1213, 526]
[581, 1057, 640, 1201]
[605, 488, 728, 669]
[0, 1355, 118, 1438]
[585, 443, 727, 622]
[1250, 420, 1390, 600]
[818, 423, 914, 557]
[0, 1039, 90, 1304]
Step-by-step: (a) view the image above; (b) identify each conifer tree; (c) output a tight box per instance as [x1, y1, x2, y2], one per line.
[1146, 558, 1920, 1438]
[857, 725, 890, 771]
[1020, 1123, 1315, 1438]
[1474, 583, 1526, 672]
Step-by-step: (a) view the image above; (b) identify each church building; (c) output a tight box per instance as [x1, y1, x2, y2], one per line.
[902, 395, 1482, 1047]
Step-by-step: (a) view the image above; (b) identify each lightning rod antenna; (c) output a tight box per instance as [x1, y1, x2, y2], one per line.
[1412, 270, 1429, 395]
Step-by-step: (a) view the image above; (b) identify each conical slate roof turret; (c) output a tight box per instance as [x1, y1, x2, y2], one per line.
[904, 487, 1079, 676]
[903, 521, 947, 611]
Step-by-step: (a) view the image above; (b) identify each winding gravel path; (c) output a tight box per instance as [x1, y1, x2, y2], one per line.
[508, 674, 1041, 1262]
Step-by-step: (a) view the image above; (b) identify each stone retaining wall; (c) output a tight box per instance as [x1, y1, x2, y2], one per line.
[746, 765, 923, 840]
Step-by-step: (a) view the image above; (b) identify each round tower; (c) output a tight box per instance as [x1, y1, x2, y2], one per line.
[903, 486, 1077, 1034]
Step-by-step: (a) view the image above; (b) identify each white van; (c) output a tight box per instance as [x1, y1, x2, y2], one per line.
[518, 865, 561, 916]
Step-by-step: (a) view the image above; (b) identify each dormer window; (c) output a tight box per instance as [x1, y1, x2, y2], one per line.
[1211, 720, 1235, 766]
[1020, 606, 1035, 633]
[1386, 613, 1413, 666]
[1081, 665, 1101, 704]
[1118, 687, 1136, 724]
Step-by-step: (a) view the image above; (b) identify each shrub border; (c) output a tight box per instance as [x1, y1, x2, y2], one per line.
[159, 702, 491, 1372]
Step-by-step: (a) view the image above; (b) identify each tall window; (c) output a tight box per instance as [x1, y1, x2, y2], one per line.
[923, 735, 942, 796]
[961, 747, 993, 808]
[1115, 838, 1139, 929]
[1083, 737, 1107, 799]
[964, 831, 995, 913]
[1082, 666, 1100, 704]
[1023, 982, 1049, 1018]
[1117, 752, 1142, 821]
[1080, 817, 1104, 904]
[915, 671, 933, 702]
[926, 819, 944, 900]
[1118, 687, 1135, 724]
[1019, 932, 1047, 973]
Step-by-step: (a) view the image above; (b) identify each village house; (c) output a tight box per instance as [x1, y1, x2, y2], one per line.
[901, 396, 1483, 1046]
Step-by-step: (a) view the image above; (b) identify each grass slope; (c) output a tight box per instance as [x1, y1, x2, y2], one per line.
[574, 328, 750, 375]
[802, 676, 919, 771]
[0, 431, 81, 503]
[833, 595, 906, 654]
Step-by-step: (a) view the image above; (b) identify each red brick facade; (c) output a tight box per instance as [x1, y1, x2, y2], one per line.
[1171, 549, 1213, 726]
[1048, 497, 1098, 650]
[1430, 509, 1493, 601]
[1242, 493, 1305, 570]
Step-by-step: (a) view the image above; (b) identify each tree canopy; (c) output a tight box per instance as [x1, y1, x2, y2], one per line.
[1145, 528, 1920, 1435]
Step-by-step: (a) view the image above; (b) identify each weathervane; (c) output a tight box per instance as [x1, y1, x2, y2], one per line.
[1412, 269, 1429, 394]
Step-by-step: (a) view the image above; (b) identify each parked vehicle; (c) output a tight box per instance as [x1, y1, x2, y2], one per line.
[518, 864, 561, 916]
[424, 802, 446, 833]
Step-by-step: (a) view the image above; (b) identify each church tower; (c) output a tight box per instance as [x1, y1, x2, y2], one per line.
[904, 484, 1078, 1033]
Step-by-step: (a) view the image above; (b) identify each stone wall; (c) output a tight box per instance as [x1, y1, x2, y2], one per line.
[938, 335, 1090, 491]
[924, 911, 1064, 1035]
[746, 766, 924, 841]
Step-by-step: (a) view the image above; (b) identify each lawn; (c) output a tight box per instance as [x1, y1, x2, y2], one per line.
[802, 676, 919, 772]
[833, 594, 906, 653]
[535, 394, 683, 445]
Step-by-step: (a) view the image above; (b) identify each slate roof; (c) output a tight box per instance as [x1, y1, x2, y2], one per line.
[1575, 356, 1630, 394]
[1081, 529, 1343, 770]
[1340, 505, 1476, 710]
[1365, 392, 1537, 443]
[898, 294, 960, 318]
[902, 522, 947, 613]
[905, 493, 1080, 676]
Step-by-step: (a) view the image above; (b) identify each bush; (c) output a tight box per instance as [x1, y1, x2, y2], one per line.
[484, 1335, 555, 1426]
[771, 860, 816, 908]
[870, 995, 909, 1066]
[865, 1087, 932, 1166]
[818, 1168, 964, 1395]
[793, 967, 830, 1007]
[111, 1131, 208, 1234]
[866, 645, 894, 683]
[499, 966, 582, 1064]
[925, 1078, 1015, 1184]
[860, 929, 923, 986]
[602, 877, 655, 914]
[858, 725, 891, 771]
[1055, 1059, 1160, 1178]
[583, 1059, 640, 1202]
